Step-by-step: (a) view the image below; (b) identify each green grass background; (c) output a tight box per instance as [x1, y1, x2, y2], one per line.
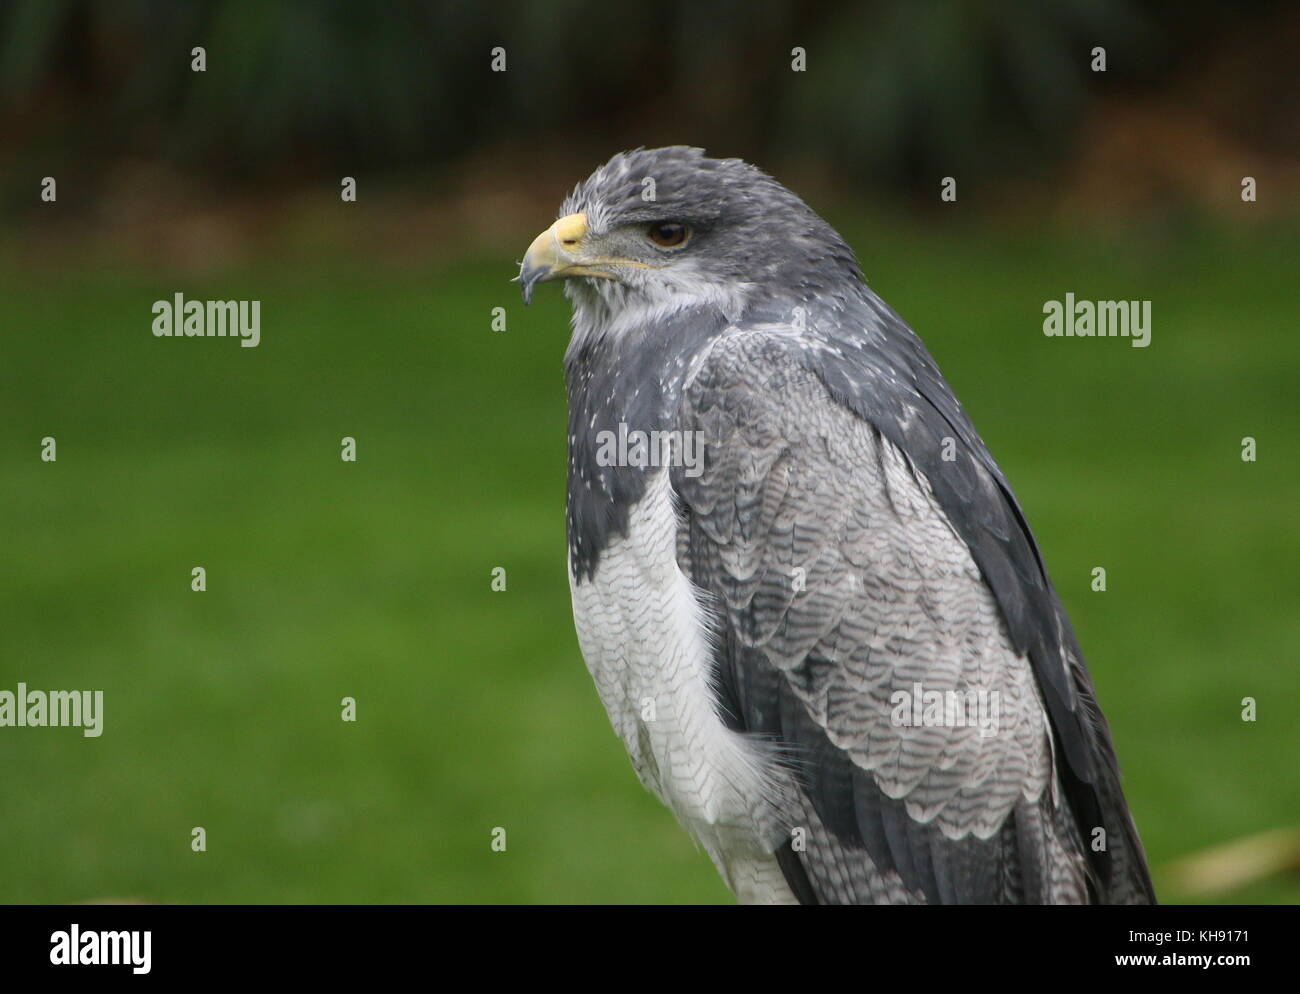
[1, 213, 1296, 903]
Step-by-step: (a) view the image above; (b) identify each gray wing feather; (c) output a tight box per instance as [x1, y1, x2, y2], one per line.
[673, 324, 1150, 903]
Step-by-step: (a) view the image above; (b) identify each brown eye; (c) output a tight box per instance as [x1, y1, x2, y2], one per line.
[647, 222, 689, 248]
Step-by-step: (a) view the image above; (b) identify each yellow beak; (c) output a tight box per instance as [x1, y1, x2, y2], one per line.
[519, 213, 597, 304]
[519, 211, 657, 304]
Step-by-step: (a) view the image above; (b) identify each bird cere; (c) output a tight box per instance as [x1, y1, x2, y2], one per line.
[520, 147, 1154, 905]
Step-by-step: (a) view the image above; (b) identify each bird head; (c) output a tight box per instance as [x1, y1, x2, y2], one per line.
[518, 147, 862, 322]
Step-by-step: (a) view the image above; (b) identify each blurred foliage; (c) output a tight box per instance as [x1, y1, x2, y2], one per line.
[5, 0, 1285, 197]
[785, 0, 1150, 186]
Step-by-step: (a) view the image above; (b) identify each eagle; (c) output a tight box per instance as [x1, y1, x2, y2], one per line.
[519, 146, 1154, 905]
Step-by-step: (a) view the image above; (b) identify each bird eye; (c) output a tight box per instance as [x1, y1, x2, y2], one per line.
[647, 222, 689, 249]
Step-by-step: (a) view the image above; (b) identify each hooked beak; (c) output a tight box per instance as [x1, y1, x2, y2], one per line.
[519, 212, 656, 304]
[519, 212, 592, 305]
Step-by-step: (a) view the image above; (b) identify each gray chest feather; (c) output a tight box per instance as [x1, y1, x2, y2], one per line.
[564, 308, 727, 583]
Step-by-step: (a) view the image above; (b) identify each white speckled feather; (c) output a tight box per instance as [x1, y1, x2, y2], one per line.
[569, 465, 798, 902]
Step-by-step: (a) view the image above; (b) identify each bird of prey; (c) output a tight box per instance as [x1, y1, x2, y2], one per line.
[518, 146, 1154, 905]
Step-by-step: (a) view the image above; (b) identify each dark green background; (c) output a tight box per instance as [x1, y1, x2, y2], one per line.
[3, 214, 1296, 902]
[2, 0, 1297, 903]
